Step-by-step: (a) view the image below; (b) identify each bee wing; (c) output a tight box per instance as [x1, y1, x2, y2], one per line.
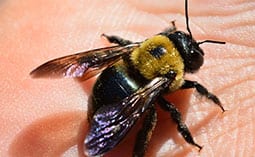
[30, 43, 140, 79]
[85, 75, 176, 156]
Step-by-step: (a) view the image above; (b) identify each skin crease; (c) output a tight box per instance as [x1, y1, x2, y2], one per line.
[0, 0, 255, 156]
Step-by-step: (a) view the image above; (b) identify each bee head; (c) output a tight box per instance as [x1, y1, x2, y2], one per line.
[167, 31, 204, 73]
[166, 0, 225, 73]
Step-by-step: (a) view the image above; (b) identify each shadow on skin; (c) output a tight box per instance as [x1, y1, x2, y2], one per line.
[8, 111, 87, 157]
[8, 88, 223, 157]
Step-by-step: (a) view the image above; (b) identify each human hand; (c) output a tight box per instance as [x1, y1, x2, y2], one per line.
[1, 0, 255, 157]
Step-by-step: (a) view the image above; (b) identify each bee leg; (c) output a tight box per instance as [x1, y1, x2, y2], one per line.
[160, 20, 177, 35]
[101, 34, 133, 46]
[158, 96, 203, 150]
[181, 80, 225, 112]
[133, 105, 157, 157]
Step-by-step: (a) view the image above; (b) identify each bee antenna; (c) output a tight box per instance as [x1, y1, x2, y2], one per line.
[185, 0, 226, 46]
[198, 40, 226, 45]
[185, 0, 192, 38]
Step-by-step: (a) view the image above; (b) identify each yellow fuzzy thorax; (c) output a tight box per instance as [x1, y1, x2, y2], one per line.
[130, 35, 185, 91]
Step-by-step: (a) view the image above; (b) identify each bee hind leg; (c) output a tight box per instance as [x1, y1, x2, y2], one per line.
[133, 105, 157, 157]
[101, 34, 133, 46]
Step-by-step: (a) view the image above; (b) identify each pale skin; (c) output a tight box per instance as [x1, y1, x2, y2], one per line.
[1, 0, 255, 157]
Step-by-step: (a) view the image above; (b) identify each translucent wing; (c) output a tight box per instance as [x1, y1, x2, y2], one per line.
[85, 74, 176, 156]
[30, 43, 140, 79]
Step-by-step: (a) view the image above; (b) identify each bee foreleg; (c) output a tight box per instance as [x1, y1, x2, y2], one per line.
[181, 80, 225, 112]
[158, 97, 202, 150]
[101, 34, 133, 46]
[133, 105, 157, 157]
[160, 20, 177, 36]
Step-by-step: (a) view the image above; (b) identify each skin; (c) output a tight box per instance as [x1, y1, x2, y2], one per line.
[0, 0, 255, 156]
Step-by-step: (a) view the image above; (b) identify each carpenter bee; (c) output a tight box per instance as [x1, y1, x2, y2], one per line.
[30, 0, 226, 156]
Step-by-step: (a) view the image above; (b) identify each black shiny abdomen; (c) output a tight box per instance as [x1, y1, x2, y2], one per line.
[89, 61, 143, 121]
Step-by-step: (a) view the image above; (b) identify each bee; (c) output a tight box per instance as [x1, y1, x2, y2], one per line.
[30, 0, 226, 156]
